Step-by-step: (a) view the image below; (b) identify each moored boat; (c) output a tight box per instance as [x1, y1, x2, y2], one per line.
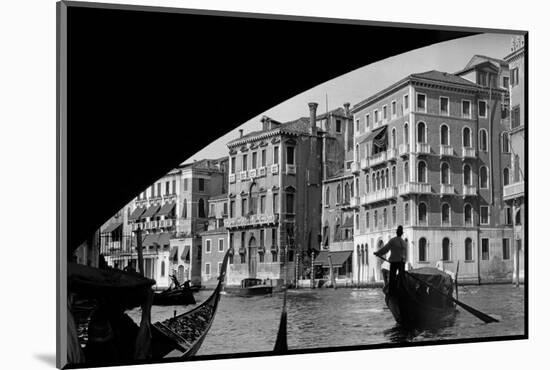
[153, 286, 196, 306]
[384, 267, 457, 328]
[224, 278, 273, 297]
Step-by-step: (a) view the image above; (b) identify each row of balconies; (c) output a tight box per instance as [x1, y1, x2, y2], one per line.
[353, 145, 478, 173]
[230, 164, 294, 183]
[225, 213, 280, 228]
[131, 218, 175, 231]
[136, 192, 178, 204]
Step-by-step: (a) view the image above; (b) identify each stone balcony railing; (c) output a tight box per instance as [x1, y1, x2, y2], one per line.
[258, 166, 267, 177]
[225, 213, 280, 229]
[440, 184, 455, 195]
[239, 170, 248, 181]
[229, 173, 236, 183]
[503, 181, 525, 200]
[271, 164, 279, 174]
[439, 145, 454, 156]
[159, 219, 174, 228]
[364, 187, 398, 204]
[368, 151, 387, 167]
[349, 196, 360, 208]
[248, 169, 257, 178]
[386, 148, 398, 161]
[399, 143, 410, 157]
[398, 182, 431, 196]
[131, 222, 142, 231]
[416, 143, 431, 155]
[463, 185, 477, 196]
[462, 147, 476, 158]
[351, 162, 360, 173]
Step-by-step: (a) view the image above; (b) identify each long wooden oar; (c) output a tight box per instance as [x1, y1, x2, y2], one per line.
[376, 256, 499, 324]
[273, 287, 288, 353]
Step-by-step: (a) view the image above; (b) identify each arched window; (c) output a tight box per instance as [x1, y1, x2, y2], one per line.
[404, 161, 409, 182]
[365, 175, 369, 193]
[404, 203, 410, 224]
[325, 187, 330, 207]
[515, 209, 521, 225]
[383, 208, 387, 227]
[514, 154, 520, 182]
[374, 210, 378, 228]
[404, 123, 409, 144]
[376, 172, 381, 190]
[183, 199, 188, 218]
[249, 183, 258, 215]
[479, 129, 488, 151]
[385, 168, 390, 188]
[355, 214, 359, 229]
[392, 166, 397, 186]
[418, 202, 427, 225]
[417, 121, 426, 143]
[161, 261, 165, 277]
[440, 124, 449, 146]
[463, 127, 471, 147]
[392, 206, 397, 225]
[372, 173, 376, 192]
[503, 167, 510, 186]
[336, 184, 342, 204]
[464, 204, 473, 226]
[441, 162, 450, 184]
[442, 237, 451, 261]
[355, 144, 359, 161]
[502, 132, 510, 153]
[344, 182, 350, 203]
[364, 243, 369, 265]
[418, 161, 427, 183]
[465, 238, 473, 261]
[463, 164, 471, 185]
[391, 128, 397, 148]
[480, 166, 488, 188]
[441, 203, 450, 225]
[418, 237, 427, 262]
[198, 198, 206, 218]
[365, 211, 370, 229]
[350, 181, 354, 197]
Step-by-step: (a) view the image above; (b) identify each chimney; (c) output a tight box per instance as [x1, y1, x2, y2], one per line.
[261, 116, 270, 131]
[343, 102, 350, 117]
[308, 102, 318, 135]
[239, 129, 244, 138]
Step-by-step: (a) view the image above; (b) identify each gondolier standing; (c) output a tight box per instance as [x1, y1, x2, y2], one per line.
[374, 225, 407, 294]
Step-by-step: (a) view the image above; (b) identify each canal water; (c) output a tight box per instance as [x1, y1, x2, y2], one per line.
[128, 284, 524, 356]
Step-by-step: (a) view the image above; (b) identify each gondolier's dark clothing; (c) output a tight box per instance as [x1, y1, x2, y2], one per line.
[375, 237, 407, 294]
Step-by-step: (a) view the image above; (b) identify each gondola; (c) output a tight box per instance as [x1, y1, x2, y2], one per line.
[153, 286, 196, 306]
[67, 249, 231, 365]
[384, 267, 458, 328]
[150, 248, 230, 358]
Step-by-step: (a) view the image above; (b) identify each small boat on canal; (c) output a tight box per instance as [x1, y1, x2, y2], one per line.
[384, 267, 458, 328]
[153, 276, 196, 306]
[224, 278, 273, 297]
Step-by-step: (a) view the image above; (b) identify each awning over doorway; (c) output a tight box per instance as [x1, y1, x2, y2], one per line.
[313, 250, 353, 268]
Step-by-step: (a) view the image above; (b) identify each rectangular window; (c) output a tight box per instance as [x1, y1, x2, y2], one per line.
[157, 183, 161, 197]
[241, 198, 247, 216]
[273, 193, 279, 213]
[505, 207, 512, 225]
[209, 204, 215, 217]
[286, 193, 295, 214]
[366, 211, 369, 229]
[165, 181, 169, 195]
[184, 178, 188, 191]
[172, 180, 176, 194]
[198, 178, 205, 191]
[272, 250, 278, 263]
[260, 229, 265, 247]
[335, 119, 342, 133]
[272, 228, 277, 246]
[374, 110, 379, 124]
[502, 76, 509, 88]
[478, 72, 488, 86]
[218, 239, 224, 252]
[206, 239, 211, 253]
[511, 67, 519, 86]
[252, 152, 257, 169]
[391, 101, 397, 117]
[260, 195, 266, 213]
[480, 206, 489, 225]
[242, 154, 248, 171]
[230, 200, 235, 218]
[231, 157, 236, 174]
[261, 149, 266, 166]
[274, 146, 279, 164]
[286, 146, 295, 165]
[478, 100, 487, 118]
[511, 105, 521, 129]
[383, 105, 387, 120]
[462, 100, 471, 118]
[440, 97, 449, 116]
[416, 93, 426, 112]
[365, 114, 370, 129]
[205, 263, 211, 275]
[502, 238, 510, 260]
[481, 238, 489, 260]
[150, 185, 155, 198]
[356, 119, 360, 133]
[403, 95, 409, 111]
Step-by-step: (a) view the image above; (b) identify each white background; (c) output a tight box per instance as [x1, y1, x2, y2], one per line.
[0, 0, 545, 369]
